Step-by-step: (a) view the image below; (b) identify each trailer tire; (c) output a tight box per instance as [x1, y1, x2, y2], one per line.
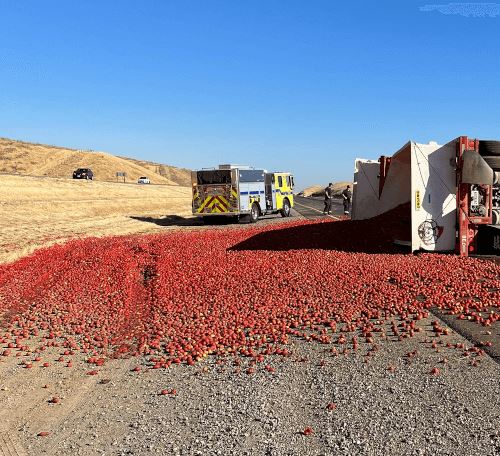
[482, 156, 500, 171]
[280, 198, 291, 217]
[249, 203, 260, 223]
[479, 141, 500, 157]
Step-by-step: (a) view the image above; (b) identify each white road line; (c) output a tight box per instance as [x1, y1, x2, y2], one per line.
[294, 201, 340, 220]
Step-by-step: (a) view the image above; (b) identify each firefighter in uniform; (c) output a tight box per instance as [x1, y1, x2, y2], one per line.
[323, 183, 334, 214]
[342, 185, 352, 215]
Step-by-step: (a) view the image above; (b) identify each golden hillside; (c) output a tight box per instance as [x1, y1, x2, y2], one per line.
[119, 156, 192, 187]
[302, 182, 353, 197]
[0, 137, 191, 185]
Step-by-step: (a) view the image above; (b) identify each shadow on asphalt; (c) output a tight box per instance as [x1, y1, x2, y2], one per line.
[229, 203, 411, 254]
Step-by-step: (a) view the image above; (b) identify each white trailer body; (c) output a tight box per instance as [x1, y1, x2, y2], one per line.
[353, 140, 458, 252]
[410, 141, 457, 252]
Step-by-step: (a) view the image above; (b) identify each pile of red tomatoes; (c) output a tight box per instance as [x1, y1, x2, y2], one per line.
[0, 216, 498, 367]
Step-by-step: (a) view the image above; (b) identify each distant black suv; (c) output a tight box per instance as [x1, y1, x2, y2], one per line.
[73, 168, 94, 180]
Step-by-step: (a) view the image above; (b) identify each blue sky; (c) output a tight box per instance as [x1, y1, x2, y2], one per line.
[1, 1, 499, 189]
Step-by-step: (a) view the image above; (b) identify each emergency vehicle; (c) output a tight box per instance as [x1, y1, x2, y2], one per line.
[192, 164, 295, 223]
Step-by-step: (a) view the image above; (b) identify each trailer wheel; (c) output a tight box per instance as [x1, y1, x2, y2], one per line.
[280, 198, 291, 217]
[250, 203, 260, 223]
[479, 141, 500, 157]
[482, 156, 500, 171]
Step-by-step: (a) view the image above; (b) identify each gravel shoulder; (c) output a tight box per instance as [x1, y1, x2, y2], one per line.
[1, 316, 498, 456]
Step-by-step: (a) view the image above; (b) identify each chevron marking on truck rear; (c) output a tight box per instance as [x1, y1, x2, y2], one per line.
[197, 196, 213, 212]
[198, 195, 230, 213]
[211, 195, 229, 213]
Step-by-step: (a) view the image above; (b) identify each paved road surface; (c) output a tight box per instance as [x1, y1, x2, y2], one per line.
[294, 195, 345, 220]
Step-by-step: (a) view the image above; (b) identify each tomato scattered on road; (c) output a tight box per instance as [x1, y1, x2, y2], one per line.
[0, 215, 498, 373]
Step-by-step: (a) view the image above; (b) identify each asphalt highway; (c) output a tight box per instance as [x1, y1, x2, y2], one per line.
[293, 195, 345, 220]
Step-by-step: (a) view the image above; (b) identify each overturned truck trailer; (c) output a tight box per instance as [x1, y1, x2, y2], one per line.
[352, 137, 500, 256]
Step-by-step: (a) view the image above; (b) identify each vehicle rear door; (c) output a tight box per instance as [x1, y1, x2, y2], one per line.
[275, 174, 284, 209]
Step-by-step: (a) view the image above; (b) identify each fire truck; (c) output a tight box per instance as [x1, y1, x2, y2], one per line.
[192, 164, 295, 223]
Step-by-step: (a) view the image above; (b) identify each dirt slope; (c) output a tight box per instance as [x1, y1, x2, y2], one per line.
[0, 137, 191, 185]
[302, 182, 353, 197]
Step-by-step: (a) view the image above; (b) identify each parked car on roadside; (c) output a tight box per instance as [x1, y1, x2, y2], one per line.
[73, 168, 94, 180]
[137, 176, 150, 184]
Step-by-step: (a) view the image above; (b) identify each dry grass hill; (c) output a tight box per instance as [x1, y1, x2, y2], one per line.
[0, 137, 191, 185]
[0, 174, 192, 264]
[0, 136, 193, 263]
[301, 182, 353, 197]
[118, 156, 192, 187]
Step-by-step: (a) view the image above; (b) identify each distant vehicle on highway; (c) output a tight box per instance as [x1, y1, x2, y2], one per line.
[72, 168, 94, 180]
[137, 176, 150, 184]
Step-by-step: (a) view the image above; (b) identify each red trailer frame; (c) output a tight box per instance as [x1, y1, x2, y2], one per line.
[456, 136, 493, 256]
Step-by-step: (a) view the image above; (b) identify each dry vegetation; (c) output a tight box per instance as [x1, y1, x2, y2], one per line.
[301, 182, 352, 197]
[118, 156, 192, 187]
[0, 137, 191, 185]
[0, 174, 192, 263]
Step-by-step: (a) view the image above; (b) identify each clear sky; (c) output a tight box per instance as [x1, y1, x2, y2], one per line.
[1, 1, 499, 189]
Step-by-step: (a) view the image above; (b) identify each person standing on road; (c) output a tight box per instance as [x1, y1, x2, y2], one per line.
[323, 182, 334, 215]
[342, 185, 352, 215]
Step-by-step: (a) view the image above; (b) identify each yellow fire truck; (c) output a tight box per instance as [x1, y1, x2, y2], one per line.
[192, 164, 295, 223]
